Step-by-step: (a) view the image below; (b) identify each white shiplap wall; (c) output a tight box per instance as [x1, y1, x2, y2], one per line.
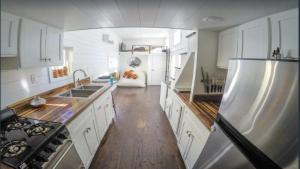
[1, 29, 120, 108]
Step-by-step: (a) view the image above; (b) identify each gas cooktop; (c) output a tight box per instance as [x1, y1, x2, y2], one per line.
[0, 108, 68, 169]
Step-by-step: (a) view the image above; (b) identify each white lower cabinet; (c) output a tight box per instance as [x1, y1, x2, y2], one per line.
[166, 91, 210, 169]
[178, 109, 210, 169]
[67, 105, 99, 168]
[67, 90, 115, 169]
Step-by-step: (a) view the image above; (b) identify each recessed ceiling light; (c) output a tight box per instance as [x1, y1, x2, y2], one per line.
[202, 16, 224, 23]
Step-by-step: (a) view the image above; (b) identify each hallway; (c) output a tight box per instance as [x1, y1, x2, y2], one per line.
[90, 86, 185, 169]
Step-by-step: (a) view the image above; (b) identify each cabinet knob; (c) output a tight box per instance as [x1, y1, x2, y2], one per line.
[47, 58, 51, 61]
[211, 125, 216, 132]
[86, 127, 91, 133]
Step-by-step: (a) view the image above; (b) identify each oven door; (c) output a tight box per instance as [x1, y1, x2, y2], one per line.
[46, 140, 84, 169]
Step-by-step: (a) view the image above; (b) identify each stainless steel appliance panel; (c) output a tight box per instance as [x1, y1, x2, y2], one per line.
[194, 124, 256, 169]
[219, 60, 298, 168]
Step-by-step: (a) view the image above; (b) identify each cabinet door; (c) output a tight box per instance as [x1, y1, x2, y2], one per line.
[46, 26, 63, 66]
[169, 98, 183, 135]
[184, 131, 206, 169]
[165, 97, 172, 118]
[93, 98, 109, 141]
[71, 131, 92, 168]
[238, 17, 269, 59]
[217, 28, 239, 69]
[19, 18, 47, 68]
[67, 105, 100, 168]
[180, 112, 209, 169]
[160, 82, 167, 111]
[177, 114, 192, 158]
[103, 99, 113, 126]
[83, 117, 99, 156]
[270, 8, 298, 59]
[1, 12, 19, 57]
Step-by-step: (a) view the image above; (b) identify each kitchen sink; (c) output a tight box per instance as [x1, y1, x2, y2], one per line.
[75, 85, 103, 91]
[58, 89, 96, 98]
[56, 84, 105, 98]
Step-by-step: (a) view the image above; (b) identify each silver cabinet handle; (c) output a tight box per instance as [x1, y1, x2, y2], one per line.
[40, 29, 43, 61]
[184, 133, 194, 159]
[59, 33, 62, 60]
[45, 27, 48, 61]
[86, 127, 91, 133]
[8, 21, 12, 47]
[97, 105, 102, 111]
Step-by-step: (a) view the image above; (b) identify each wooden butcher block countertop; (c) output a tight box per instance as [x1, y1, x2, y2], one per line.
[2, 79, 113, 169]
[9, 78, 112, 125]
[174, 91, 221, 130]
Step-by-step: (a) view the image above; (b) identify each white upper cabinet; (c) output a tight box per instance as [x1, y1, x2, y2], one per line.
[1, 12, 19, 57]
[270, 8, 298, 59]
[217, 27, 239, 69]
[19, 17, 63, 68]
[45, 26, 63, 66]
[217, 8, 298, 65]
[19, 18, 48, 68]
[238, 17, 269, 59]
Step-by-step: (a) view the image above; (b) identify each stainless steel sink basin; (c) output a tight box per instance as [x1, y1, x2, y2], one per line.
[75, 85, 103, 91]
[58, 89, 96, 98]
[56, 84, 104, 98]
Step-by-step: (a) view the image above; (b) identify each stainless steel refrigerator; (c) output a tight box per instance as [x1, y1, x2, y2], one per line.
[194, 59, 298, 169]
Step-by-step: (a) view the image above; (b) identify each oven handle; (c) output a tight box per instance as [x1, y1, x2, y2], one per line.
[51, 139, 73, 169]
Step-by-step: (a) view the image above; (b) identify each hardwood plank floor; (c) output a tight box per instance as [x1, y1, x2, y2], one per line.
[89, 86, 186, 169]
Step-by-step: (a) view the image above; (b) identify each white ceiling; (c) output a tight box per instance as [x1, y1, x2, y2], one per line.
[1, 0, 298, 31]
[111, 28, 170, 39]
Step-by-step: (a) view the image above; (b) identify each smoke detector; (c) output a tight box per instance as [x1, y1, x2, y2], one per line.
[202, 16, 224, 23]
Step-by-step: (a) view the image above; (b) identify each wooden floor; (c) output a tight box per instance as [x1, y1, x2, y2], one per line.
[90, 86, 186, 169]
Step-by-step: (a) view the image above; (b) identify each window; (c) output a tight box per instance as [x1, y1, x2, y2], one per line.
[49, 47, 74, 82]
[173, 30, 181, 46]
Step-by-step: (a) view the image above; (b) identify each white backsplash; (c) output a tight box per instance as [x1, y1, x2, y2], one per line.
[1, 29, 120, 108]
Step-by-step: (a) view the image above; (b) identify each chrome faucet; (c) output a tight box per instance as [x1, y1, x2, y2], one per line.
[73, 69, 88, 87]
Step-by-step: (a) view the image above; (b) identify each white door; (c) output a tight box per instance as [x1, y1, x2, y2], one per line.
[217, 28, 239, 68]
[270, 8, 298, 59]
[46, 26, 63, 66]
[238, 17, 269, 59]
[148, 54, 166, 85]
[1, 12, 19, 57]
[19, 18, 47, 68]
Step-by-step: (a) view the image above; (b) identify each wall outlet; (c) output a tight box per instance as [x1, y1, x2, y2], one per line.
[30, 74, 36, 84]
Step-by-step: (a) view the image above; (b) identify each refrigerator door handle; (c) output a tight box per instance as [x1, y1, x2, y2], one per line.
[217, 114, 282, 169]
